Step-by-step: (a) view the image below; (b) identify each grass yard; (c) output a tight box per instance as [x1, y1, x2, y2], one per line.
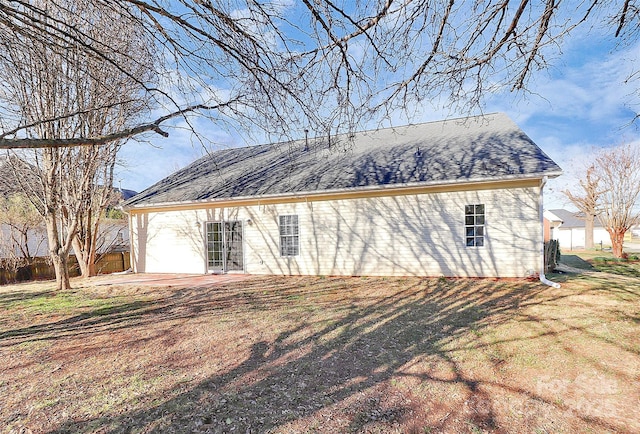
[561, 250, 640, 277]
[589, 260, 640, 277]
[1, 272, 639, 433]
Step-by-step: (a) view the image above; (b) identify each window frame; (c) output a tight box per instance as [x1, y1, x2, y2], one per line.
[465, 204, 485, 247]
[279, 214, 300, 257]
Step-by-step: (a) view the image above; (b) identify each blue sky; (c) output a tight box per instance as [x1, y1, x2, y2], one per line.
[117, 20, 639, 210]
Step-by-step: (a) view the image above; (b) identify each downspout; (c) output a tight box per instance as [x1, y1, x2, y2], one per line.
[539, 176, 561, 288]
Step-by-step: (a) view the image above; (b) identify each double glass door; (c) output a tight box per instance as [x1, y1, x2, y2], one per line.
[206, 221, 244, 272]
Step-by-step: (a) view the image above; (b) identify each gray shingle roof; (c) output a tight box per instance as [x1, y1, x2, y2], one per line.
[126, 113, 562, 208]
[0, 156, 12, 197]
[0, 156, 38, 198]
[548, 209, 605, 228]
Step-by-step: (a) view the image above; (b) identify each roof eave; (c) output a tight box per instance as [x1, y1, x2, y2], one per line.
[125, 171, 562, 211]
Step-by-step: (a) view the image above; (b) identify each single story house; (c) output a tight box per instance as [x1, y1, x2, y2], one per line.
[545, 209, 612, 250]
[125, 113, 562, 279]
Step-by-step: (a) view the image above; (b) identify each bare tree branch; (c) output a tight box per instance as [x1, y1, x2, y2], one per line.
[0, 0, 638, 149]
[0, 100, 243, 149]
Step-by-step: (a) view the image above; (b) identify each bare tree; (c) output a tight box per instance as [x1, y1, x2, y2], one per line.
[0, 193, 47, 280]
[593, 143, 640, 258]
[562, 165, 603, 249]
[0, 1, 155, 289]
[0, 1, 638, 150]
[70, 145, 123, 278]
[70, 144, 136, 277]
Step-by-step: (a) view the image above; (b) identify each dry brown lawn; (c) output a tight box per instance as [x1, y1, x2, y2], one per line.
[1, 272, 639, 433]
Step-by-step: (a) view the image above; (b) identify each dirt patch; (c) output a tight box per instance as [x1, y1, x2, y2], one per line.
[1, 274, 639, 433]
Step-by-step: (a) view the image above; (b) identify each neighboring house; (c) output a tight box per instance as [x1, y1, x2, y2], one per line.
[0, 215, 131, 259]
[0, 156, 46, 260]
[0, 157, 133, 259]
[116, 188, 138, 201]
[545, 209, 612, 250]
[126, 113, 562, 278]
[0, 224, 47, 260]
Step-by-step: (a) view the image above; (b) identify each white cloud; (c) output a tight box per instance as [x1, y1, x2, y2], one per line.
[479, 37, 640, 210]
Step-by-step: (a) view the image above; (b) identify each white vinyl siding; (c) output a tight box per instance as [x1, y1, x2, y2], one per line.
[129, 210, 206, 274]
[130, 185, 542, 278]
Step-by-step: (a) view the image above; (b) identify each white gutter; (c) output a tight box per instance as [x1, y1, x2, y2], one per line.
[539, 176, 561, 288]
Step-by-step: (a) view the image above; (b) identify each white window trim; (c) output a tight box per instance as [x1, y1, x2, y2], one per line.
[465, 204, 485, 247]
[279, 214, 299, 256]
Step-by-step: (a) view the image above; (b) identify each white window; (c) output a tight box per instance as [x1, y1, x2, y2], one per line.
[465, 204, 485, 247]
[279, 215, 299, 256]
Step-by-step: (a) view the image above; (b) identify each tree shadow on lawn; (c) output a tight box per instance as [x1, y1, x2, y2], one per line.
[550, 268, 640, 301]
[0, 298, 158, 344]
[24, 276, 637, 433]
[0, 278, 316, 345]
[0, 277, 397, 346]
[0, 288, 56, 308]
[560, 254, 640, 278]
[593, 262, 640, 278]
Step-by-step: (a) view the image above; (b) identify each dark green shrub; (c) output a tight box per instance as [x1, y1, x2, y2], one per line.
[544, 240, 560, 272]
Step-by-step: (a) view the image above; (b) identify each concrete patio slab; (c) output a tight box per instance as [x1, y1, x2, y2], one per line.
[86, 272, 253, 288]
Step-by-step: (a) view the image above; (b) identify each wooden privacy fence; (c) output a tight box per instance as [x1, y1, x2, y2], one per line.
[96, 252, 131, 275]
[0, 252, 130, 285]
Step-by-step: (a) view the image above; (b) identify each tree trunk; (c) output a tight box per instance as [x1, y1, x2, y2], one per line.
[45, 212, 71, 290]
[72, 237, 98, 277]
[72, 236, 90, 278]
[72, 211, 99, 278]
[87, 213, 98, 277]
[608, 228, 626, 258]
[88, 243, 97, 277]
[585, 214, 595, 249]
[50, 248, 71, 290]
